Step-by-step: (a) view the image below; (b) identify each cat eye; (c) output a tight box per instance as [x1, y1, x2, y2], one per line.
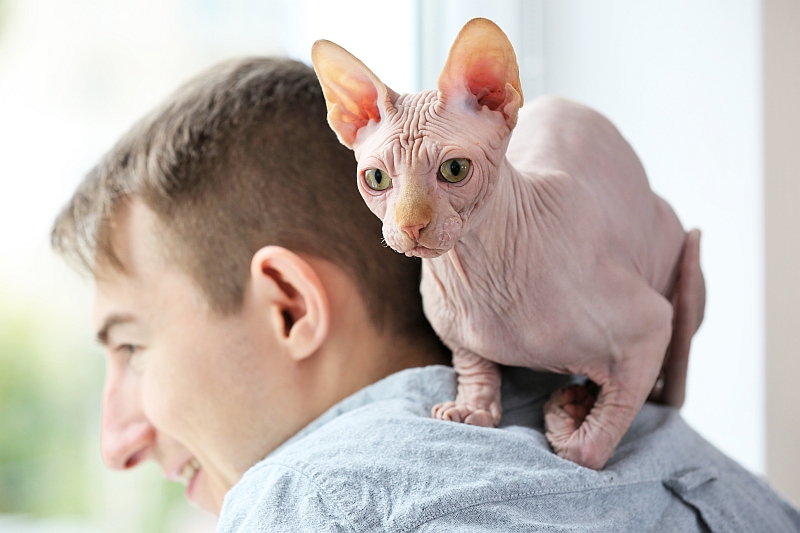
[364, 168, 392, 191]
[439, 158, 471, 183]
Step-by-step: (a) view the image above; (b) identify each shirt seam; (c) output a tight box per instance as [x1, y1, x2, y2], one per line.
[397, 472, 734, 532]
[260, 458, 738, 532]
[261, 463, 360, 533]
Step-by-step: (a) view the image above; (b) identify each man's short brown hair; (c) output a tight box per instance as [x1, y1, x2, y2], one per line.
[52, 57, 429, 335]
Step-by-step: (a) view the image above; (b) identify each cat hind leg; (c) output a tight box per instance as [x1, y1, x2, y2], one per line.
[545, 284, 673, 469]
[543, 382, 597, 453]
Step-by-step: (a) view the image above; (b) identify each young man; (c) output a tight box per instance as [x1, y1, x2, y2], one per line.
[52, 58, 800, 531]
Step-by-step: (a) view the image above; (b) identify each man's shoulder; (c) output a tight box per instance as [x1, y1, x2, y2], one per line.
[252, 365, 589, 511]
[218, 367, 800, 533]
[220, 385, 586, 532]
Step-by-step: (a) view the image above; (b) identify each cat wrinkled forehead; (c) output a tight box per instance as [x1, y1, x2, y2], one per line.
[353, 116, 437, 176]
[388, 91, 440, 152]
[356, 90, 508, 175]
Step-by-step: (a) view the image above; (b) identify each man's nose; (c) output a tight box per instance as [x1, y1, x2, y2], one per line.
[100, 374, 156, 470]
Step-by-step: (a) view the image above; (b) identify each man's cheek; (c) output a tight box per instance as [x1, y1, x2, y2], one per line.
[139, 357, 187, 433]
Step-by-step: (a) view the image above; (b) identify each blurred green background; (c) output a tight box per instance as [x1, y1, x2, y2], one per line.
[0, 303, 96, 515]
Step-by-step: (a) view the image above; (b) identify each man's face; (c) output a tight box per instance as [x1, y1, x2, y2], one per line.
[93, 200, 307, 513]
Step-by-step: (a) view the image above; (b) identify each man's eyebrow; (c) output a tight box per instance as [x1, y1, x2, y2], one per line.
[96, 314, 137, 346]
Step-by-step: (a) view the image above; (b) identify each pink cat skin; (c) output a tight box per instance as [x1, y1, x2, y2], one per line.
[311, 18, 705, 469]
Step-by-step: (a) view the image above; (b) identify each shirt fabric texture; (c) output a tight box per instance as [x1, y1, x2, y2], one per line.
[217, 365, 800, 532]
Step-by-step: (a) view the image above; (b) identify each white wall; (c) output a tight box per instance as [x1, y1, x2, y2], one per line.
[540, 1, 764, 473]
[279, 0, 415, 96]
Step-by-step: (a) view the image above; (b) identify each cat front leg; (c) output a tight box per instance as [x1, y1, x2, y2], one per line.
[432, 348, 502, 427]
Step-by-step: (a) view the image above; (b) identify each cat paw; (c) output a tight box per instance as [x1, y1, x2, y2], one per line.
[543, 383, 596, 452]
[431, 401, 498, 427]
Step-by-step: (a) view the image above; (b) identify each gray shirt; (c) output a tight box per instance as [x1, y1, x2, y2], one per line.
[217, 365, 800, 532]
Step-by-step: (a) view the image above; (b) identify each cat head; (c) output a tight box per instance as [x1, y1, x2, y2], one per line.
[312, 18, 523, 258]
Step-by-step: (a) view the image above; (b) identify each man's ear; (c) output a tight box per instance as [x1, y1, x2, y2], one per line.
[250, 246, 330, 361]
[437, 18, 524, 129]
[311, 39, 399, 149]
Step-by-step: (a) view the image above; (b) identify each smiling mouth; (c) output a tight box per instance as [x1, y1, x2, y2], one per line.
[176, 458, 200, 486]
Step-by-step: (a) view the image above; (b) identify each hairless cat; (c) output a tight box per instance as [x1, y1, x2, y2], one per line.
[311, 18, 705, 469]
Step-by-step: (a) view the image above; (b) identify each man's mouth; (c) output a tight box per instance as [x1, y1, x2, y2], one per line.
[175, 458, 201, 486]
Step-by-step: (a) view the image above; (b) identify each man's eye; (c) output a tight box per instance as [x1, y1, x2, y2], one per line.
[116, 344, 141, 360]
[115, 344, 146, 372]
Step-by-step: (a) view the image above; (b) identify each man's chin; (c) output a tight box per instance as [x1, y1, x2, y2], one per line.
[185, 468, 224, 516]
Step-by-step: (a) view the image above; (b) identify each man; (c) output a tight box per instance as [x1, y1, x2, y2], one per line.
[52, 57, 800, 531]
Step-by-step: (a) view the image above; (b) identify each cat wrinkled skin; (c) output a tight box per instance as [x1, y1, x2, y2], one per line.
[311, 18, 705, 469]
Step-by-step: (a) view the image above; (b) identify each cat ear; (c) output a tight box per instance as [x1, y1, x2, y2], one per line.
[437, 18, 524, 128]
[311, 40, 399, 149]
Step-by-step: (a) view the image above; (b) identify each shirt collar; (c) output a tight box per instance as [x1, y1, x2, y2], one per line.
[268, 365, 457, 458]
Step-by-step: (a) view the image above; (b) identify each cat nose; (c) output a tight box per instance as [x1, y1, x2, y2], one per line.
[400, 223, 427, 242]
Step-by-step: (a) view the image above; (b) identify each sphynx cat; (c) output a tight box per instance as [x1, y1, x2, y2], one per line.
[311, 18, 705, 469]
